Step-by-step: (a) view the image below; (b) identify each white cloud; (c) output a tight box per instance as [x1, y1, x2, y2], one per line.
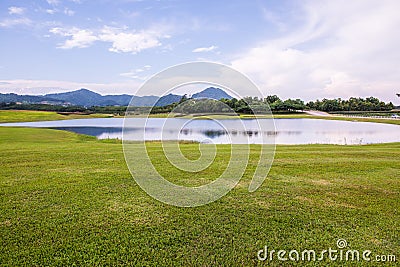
[119, 71, 144, 80]
[192, 45, 218, 53]
[261, 7, 285, 31]
[0, 18, 32, 28]
[120, 65, 152, 80]
[231, 0, 400, 102]
[44, 7, 74, 16]
[49, 25, 168, 53]
[47, 0, 60, 6]
[50, 27, 98, 49]
[45, 9, 57, 14]
[99, 26, 165, 54]
[8, 6, 25, 15]
[64, 8, 75, 16]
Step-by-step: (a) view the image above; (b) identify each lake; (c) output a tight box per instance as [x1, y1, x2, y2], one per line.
[1, 118, 400, 145]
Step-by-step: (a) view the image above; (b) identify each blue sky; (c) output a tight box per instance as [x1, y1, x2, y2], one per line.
[0, 0, 399, 102]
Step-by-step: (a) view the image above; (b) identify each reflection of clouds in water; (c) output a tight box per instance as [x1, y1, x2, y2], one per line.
[316, 130, 376, 135]
[97, 132, 122, 139]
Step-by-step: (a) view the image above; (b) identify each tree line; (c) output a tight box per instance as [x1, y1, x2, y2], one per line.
[306, 97, 394, 112]
[153, 95, 394, 114]
[0, 95, 395, 114]
[223, 95, 394, 113]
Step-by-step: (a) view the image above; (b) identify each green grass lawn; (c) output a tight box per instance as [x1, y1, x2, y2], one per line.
[305, 115, 400, 126]
[0, 127, 399, 266]
[0, 110, 112, 123]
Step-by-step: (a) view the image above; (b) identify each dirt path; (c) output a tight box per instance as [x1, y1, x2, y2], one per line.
[303, 110, 332, 116]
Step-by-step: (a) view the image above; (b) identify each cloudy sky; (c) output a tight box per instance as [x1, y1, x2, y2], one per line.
[0, 0, 399, 102]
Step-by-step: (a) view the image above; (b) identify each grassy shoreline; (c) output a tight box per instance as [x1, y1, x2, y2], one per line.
[0, 110, 112, 123]
[0, 127, 399, 265]
[2, 110, 400, 127]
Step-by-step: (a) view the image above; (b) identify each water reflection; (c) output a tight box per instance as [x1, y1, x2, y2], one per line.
[1, 118, 400, 145]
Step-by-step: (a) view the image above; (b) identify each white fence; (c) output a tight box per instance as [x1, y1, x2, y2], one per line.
[336, 114, 400, 120]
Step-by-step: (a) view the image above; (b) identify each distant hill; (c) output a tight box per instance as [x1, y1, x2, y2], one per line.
[155, 93, 182, 106]
[0, 87, 233, 107]
[46, 89, 103, 106]
[0, 93, 65, 105]
[45, 89, 148, 107]
[192, 87, 232, 100]
[129, 95, 159, 106]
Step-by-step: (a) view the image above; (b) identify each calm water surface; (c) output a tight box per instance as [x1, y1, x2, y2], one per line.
[1, 118, 400, 145]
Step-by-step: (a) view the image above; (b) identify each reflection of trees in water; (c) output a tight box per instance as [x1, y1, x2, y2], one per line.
[51, 127, 123, 136]
[203, 130, 227, 138]
[179, 129, 301, 139]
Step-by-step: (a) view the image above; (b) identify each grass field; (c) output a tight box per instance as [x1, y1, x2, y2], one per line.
[0, 126, 399, 266]
[305, 115, 400, 126]
[0, 110, 111, 123]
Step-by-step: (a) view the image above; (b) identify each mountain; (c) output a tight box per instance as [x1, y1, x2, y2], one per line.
[45, 89, 180, 107]
[102, 94, 134, 106]
[152, 87, 233, 107]
[192, 87, 232, 100]
[154, 93, 182, 106]
[46, 89, 159, 107]
[129, 95, 159, 106]
[46, 89, 104, 107]
[0, 87, 233, 107]
[0, 93, 65, 105]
